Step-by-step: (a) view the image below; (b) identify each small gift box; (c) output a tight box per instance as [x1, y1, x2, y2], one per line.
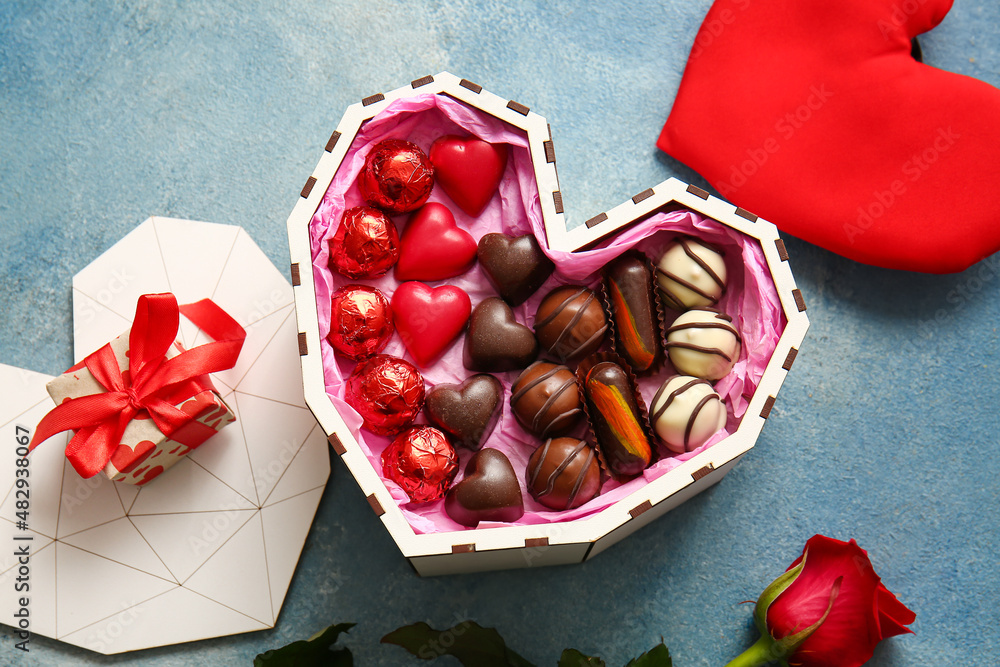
[29, 293, 246, 485]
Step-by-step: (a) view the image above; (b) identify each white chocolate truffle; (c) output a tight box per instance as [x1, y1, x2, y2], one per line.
[656, 237, 727, 310]
[649, 376, 727, 453]
[665, 308, 741, 380]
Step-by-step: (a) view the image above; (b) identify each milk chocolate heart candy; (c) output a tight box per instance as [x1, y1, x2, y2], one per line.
[445, 448, 524, 527]
[425, 374, 503, 451]
[391, 282, 471, 367]
[463, 297, 539, 372]
[395, 202, 478, 281]
[429, 135, 509, 217]
[659, 0, 1000, 273]
[477, 233, 555, 306]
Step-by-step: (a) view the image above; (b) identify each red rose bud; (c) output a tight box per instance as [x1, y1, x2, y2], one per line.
[381, 425, 458, 502]
[327, 285, 394, 360]
[726, 535, 915, 667]
[358, 139, 434, 214]
[345, 354, 425, 436]
[327, 206, 400, 279]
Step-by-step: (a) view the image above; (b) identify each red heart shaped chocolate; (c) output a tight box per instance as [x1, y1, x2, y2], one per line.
[659, 0, 1000, 273]
[395, 202, 478, 281]
[430, 135, 509, 217]
[391, 281, 472, 367]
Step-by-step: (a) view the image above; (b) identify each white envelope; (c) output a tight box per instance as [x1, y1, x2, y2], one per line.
[0, 217, 330, 654]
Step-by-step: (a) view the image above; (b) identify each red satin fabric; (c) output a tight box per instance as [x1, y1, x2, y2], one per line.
[28, 294, 246, 478]
[658, 0, 1000, 273]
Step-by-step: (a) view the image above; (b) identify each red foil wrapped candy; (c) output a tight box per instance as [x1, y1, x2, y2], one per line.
[327, 285, 394, 360]
[358, 139, 434, 214]
[328, 206, 400, 279]
[381, 425, 458, 502]
[345, 354, 425, 435]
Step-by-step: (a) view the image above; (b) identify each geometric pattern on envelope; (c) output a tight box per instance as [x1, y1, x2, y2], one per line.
[0, 217, 329, 654]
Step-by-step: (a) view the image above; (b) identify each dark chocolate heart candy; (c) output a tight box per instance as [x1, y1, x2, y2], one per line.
[477, 233, 555, 306]
[463, 297, 539, 372]
[425, 374, 503, 451]
[445, 448, 524, 527]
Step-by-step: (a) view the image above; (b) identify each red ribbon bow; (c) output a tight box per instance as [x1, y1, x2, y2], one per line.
[29, 293, 246, 478]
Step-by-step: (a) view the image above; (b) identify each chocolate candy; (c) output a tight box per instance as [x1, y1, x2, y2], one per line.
[381, 426, 458, 503]
[429, 135, 509, 217]
[327, 285, 394, 360]
[526, 437, 601, 511]
[605, 251, 663, 373]
[580, 360, 652, 478]
[358, 139, 434, 214]
[656, 237, 727, 310]
[344, 354, 425, 436]
[477, 233, 555, 306]
[534, 286, 608, 364]
[510, 362, 582, 438]
[445, 448, 524, 527]
[425, 375, 503, 451]
[463, 297, 538, 372]
[649, 376, 727, 453]
[327, 206, 400, 279]
[665, 308, 741, 381]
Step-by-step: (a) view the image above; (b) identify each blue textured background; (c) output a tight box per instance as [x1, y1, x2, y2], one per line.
[2, 1, 998, 665]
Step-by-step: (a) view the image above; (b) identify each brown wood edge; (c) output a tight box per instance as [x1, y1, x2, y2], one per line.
[366, 493, 385, 516]
[328, 433, 347, 455]
[300, 176, 317, 199]
[325, 130, 342, 153]
[691, 463, 715, 481]
[782, 347, 798, 371]
[792, 288, 806, 312]
[760, 395, 777, 419]
[685, 184, 709, 199]
[775, 238, 789, 261]
[629, 499, 653, 519]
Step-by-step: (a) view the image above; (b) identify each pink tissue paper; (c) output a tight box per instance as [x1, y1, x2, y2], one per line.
[310, 93, 785, 534]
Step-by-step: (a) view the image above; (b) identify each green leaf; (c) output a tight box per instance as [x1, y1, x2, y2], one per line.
[623, 642, 672, 667]
[381, 620, 535, 667]
[254, 622, 355, 667]
[558, 648, 606, 666]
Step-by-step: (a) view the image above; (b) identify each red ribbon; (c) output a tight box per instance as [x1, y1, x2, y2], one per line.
[28, 293, 246, 479]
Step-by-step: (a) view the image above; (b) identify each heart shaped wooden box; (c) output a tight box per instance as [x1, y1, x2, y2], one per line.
[286, 72, 808, 576]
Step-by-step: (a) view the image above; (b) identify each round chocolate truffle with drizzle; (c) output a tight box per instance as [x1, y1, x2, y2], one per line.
[533, 285, 609, 364]
[656, 237, 727, 310]
[665, 308, 741, 381]
[526, 437, 602, 511]
[649, 375, 727, 453]
[510, 361, 583, 438]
